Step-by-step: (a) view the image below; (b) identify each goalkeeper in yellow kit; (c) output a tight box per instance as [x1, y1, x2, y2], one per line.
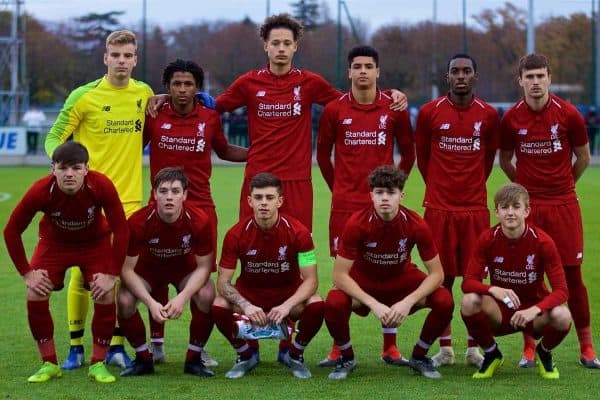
[45, 30, 153, 369]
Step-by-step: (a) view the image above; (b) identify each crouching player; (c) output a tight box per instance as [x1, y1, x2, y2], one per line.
[117, 167, 216, 377]
[461, 183, 571, 379]
[212, 173, 324, 379]
[3, 142, 128, 383]
[324, 165, 454, 379]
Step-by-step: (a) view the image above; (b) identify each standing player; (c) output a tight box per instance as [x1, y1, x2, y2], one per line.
[461, 183, 571, 379]
[117, 168, 216, 378]
[499, 53, 597, 368]
[211, 13, 406, 231]
[324, 165, 454, 380]
[316, 45, 415, 367]
[415, 53, 499, 368]
[211, 173, 324, 379]
[143, 59, 247, 365]
[44, 29, 154, 370]
[3, 142, 128, 383]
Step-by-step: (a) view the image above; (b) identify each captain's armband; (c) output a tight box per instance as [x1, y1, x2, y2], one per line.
[297, 249, 316, 267]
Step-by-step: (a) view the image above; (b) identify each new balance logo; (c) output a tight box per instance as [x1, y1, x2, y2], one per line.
[518, 129, 528, 135]
[161, 123, 172, 129]
[256, 91, 266, 97]
[493, 256, 504, 263]
[246, 249, 257, 256]
[342, 118, 352, 125]
[102, 105, 111, 112]
[149, 238, 159, 244]
[366, 242, 377, 248]
[440, 123, 450, 130]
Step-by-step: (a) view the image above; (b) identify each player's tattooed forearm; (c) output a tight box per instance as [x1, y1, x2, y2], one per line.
[222, 281, 250, 309]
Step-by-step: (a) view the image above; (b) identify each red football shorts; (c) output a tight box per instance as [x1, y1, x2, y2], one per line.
[235, 282, 301, 313]
[424, 208, 489, 277]
[491, 298, 538, 338]
[240, 178, 313, 231]
[134, 260, 197, 292]
[29, 237, 115, 290]
[528, 200, 583, 266]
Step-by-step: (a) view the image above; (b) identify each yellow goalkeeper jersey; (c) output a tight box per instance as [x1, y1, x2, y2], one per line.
[45, 76, 154, 204]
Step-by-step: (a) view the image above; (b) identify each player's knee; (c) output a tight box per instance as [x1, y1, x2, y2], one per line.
[211, 296, 230, 309]
[430, 287, 454, 314]
[460, 293, 482, 316]
[26, 288, 50, 301]
[117, 288, 136, 318]
[550, 305, 572, 331]
[324, 289, 350, 317]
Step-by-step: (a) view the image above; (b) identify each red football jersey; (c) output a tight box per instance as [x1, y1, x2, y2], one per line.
[216, 65, 340, 180]
[4, 171, 128, 275]
[145, 101, 229, 207]
[462, 224, 568, 312]
[127, 203, 212, 270]
[500, 94, 588, 203]
[219, 213, 315, 291]
[415, 95, 499, 210]
[317, 90, 415, 211]
[338, 206, 438, 291]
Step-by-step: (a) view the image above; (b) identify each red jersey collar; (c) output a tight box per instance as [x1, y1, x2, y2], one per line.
[347, 89, 386, 110]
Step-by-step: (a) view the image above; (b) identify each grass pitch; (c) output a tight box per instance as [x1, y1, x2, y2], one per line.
[0, 165, 599, 399]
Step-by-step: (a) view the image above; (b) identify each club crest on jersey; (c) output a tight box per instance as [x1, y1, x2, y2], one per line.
[525, 254, 535, 270]
[87, 206, 95, 219]
[528, 271, 537, 283]
[197, 122, 206, 137]
[398, 238, 407, 253]
[550, 123, 559, 139]
[473, 121, 482, 137]
[293, 86, 301, 101]
[379, 114, 388, 130]
[137, 99, 143, 113]
[182, 234, 191, 248]
[278, 246, 288, 261]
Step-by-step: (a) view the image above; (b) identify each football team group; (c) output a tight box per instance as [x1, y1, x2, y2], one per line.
[3, 13, 597, 384]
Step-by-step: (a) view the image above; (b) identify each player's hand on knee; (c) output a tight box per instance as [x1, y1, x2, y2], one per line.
[489, 286, 520, 309]
[387, 300, 412, 326]
[24, 269, 53, 297]
[90, 273, 117, 301]
[244, 305, 268, 326]
[510, 306, 540, 329]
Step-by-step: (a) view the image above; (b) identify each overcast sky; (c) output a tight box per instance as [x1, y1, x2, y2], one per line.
[19, 0, 594, 33]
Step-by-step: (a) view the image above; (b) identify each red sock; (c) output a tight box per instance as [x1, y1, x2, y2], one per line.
[289, 301, 324, 358]
[149, 286, 168, 344]
[189, 301, 213, 348]
[522, 333, 536, 352]
[439, 276, 455, 347]
[420, 288, 454, 345]
[324, 289, 352, 345]
[565, 266, 595, 354]
[27, 300, 57, 364]
[211, 304, 247, 350]
[541, 323, 570, 351]
[461, 311, 495, 350]
[382, 327, 397, 351]
[279, 320, 295, 351]
[91, 302, 116, 363]
[118, 309, 148, 349]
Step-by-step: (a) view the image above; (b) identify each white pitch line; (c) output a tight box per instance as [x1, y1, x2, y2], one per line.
[0, 192, 12, 202]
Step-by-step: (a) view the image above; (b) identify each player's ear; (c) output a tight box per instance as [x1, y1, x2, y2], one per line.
[247, 195, 253, 208]
[277, 194, 283, 208]
[83, 164, 89, 176]
[182, 189, 188, 201]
